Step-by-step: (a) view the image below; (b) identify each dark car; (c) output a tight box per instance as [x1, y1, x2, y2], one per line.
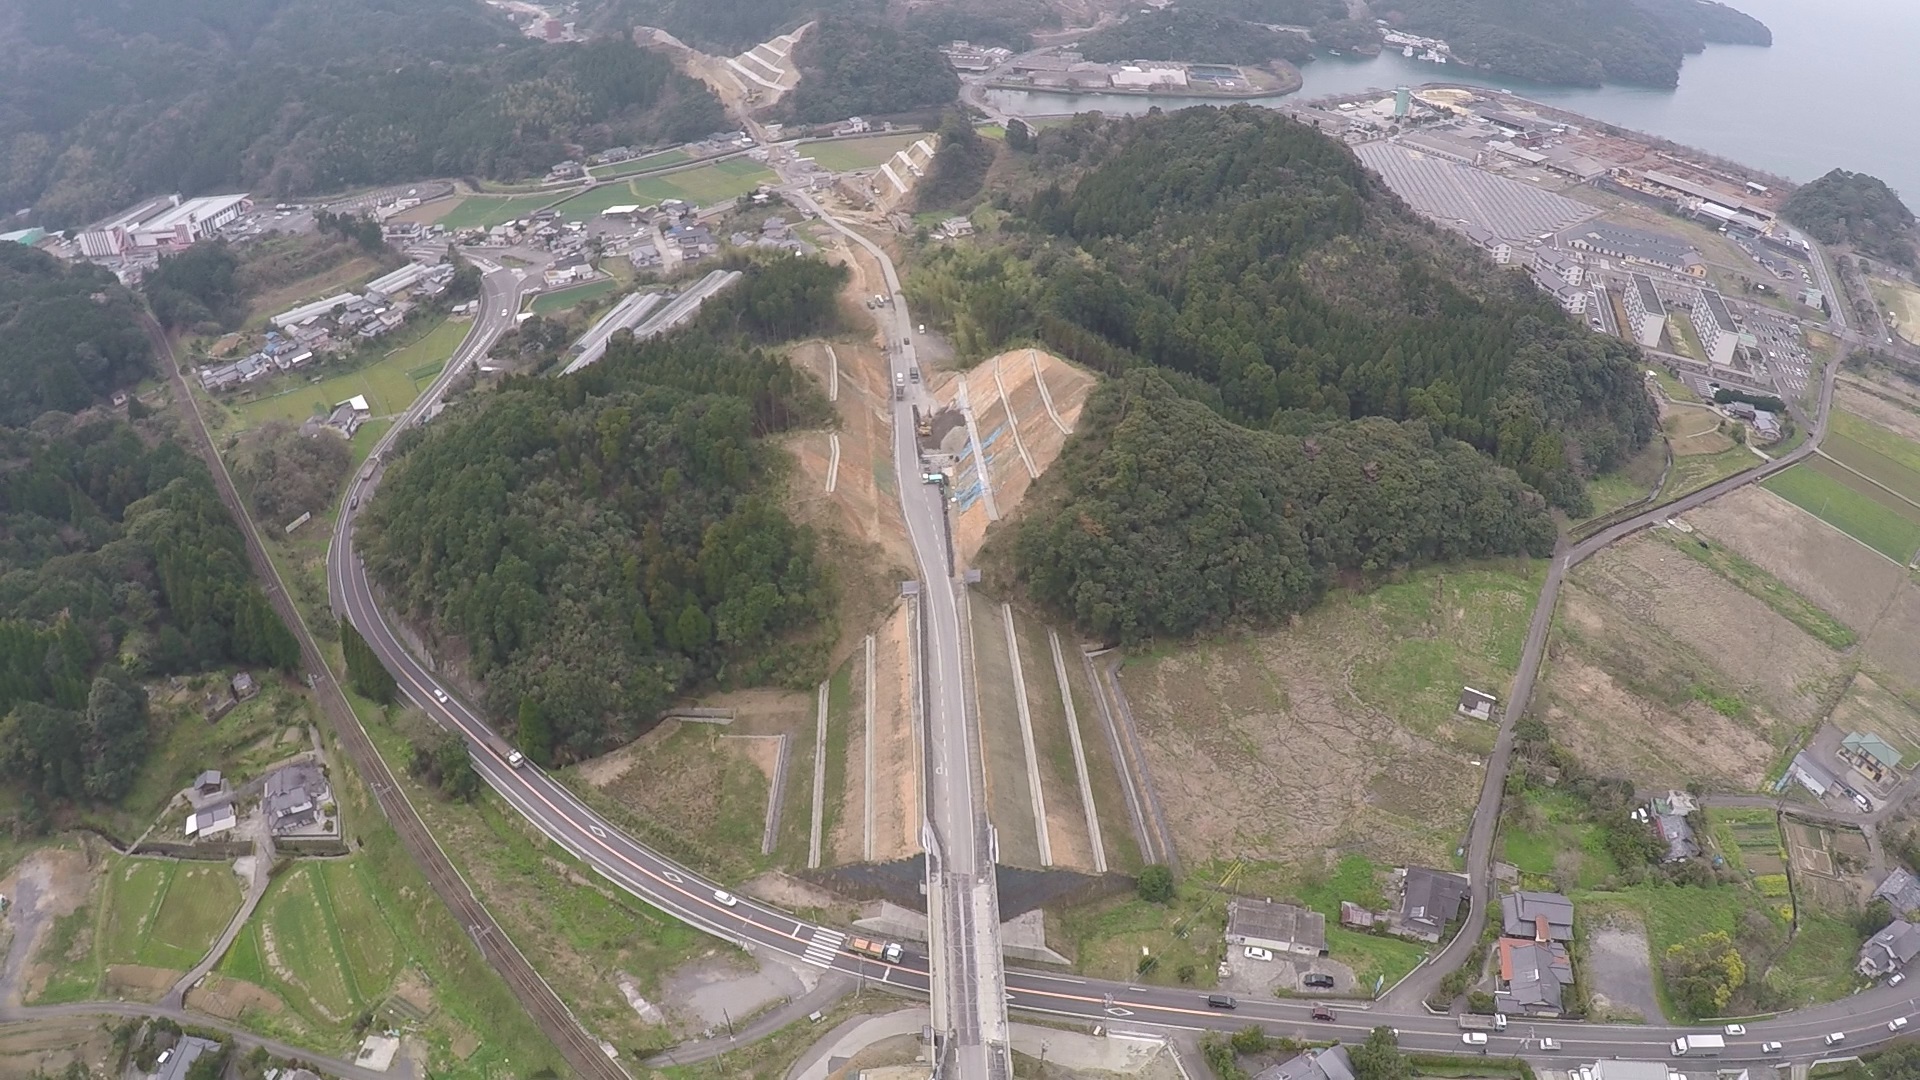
[1303, 974, 1336, 989]
[1311, 1007, 1336, 1022]
[1206, 994, 1237, 1010]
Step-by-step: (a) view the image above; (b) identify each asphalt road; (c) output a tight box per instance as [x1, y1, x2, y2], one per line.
[316, 240, 1920, 1070]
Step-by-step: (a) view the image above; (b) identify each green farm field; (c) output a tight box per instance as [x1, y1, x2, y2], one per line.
[235, 318, 468, 428]
[222, 860, 402, 1027]
[588, 148, 689, 179]
[530, 277, 621, 314]
[630, 160, 776, 206]
[801, 133, 923, 172]
[438, 193, 559, 231]
[1824, 433, 1920, 504]
[1763, 456, 1920, 564]
[104, 858, 242, 974]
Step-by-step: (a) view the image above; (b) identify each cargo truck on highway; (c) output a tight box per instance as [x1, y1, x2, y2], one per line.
[1671, 1034, 1725, 1056]
[847, 937, 904, 964]
[475, 728, 527, 769]
[1458, 1014, 1508, 1032]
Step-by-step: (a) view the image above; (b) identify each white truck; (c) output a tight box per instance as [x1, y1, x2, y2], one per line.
[1671, 1034, 1726, 1056]
[1458, 1014, 1508, 1032]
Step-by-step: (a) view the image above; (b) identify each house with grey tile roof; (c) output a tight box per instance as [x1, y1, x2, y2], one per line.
[1501, 891, 1574, 941]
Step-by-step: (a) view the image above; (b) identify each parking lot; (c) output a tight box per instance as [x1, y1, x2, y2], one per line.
[1215, 944, 1358, 999]
[1743, 305, 1813, 397]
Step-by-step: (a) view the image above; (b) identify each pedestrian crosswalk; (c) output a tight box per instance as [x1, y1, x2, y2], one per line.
[802, 927, 846, 968]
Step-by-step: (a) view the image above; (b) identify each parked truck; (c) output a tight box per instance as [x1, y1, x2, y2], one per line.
[894, 372, 906, 401]
[1671, 1034, 1726, 1056]
[1458, 1014, 1508, 1032]
[848, 937, 904, 964]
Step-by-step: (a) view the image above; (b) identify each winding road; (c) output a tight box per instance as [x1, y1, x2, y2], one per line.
[307, 196, 1920, 1078]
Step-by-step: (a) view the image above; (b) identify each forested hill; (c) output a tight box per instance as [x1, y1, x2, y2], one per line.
[0, 419, 302, 819]
[1075, 10, 1314, 65]
[1, 0, 724, 227]
[1784, 170, 1917, 270]
[585, 0, 1058, 55]
[360, 259, 845, 762]
[931, 107, 1650, 639]
[917, 106, 1653, 509]
[1011, 373, 1557, 641]
[1380, 0, 1771, 88]
[781, 17, 960, 124]
[0, 245, 153, 425]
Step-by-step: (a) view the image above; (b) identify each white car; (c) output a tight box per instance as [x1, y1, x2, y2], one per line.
[1893, 973, 1907, 986]
[1892, 1017, 1910, 1032]
[1761, 1043, 1782, 1054]
[1724, 1024, 1746, 1036]
[432, 688, 448, 703]
[1243, 946, 1274, 962]
[712, 889, 738, 907]
[1462, 1033, 1488, 1046]
[500, 309, 510, 318]
[1826, 1032, 1847, 1046]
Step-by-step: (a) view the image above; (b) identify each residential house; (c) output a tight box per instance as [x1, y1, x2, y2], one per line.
[942, 216, 975, 238]
[1459, 225, 1513, 265]
[544, 253, 593, 288]
[1531, 246, 1585, 287]
[1650, 790, 1699, 862]
[325, 395, 371, 438]
[1841, 732, 1903, 783]
[1587, 1062, 1671, 1080]
[1859, 919, 1920, 977]
[1389, 866, 1469, 942]
[1225, 898, 1327, 959]
[1457, 686, 1497, 722]
[157, 1036, 223, 1080]
[263, 762, 330, 834]
[1496, 936, 1573, 1014]
[1255, 1045, 1354, 1080]
[1501, 891, 1574, 941]
[1877, 868, 1920, 917]
[194, 770, 226, 799]
[231, 671, 257, 700]
[184, 802, 237, 839]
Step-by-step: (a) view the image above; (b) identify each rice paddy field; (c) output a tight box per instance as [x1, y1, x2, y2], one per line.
[1763, 456, 1920, 564]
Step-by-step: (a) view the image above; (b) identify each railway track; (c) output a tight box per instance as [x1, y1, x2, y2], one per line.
[151, 313, 629, 1080]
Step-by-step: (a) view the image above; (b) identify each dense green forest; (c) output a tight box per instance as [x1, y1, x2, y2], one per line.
[1, 1, 724, 226]
[782, 17, 960, 124]
[911, 107, 1654, 518]
[1379, 0, 1771, 87]
[0, 420, 301, 817]
[1076, 10, 1313, 65]
[590, 0, 1056, 54]
[1784, 169, 1917, 269]
[360, 259, 845, 759]
[0, 245, 153, 425]
[915, 113, 997, 211]
[1009, 372, 1556, 640]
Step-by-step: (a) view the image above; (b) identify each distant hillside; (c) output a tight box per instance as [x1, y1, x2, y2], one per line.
[0, 0, 724, 226]
[1075, 10, 1314, 64]
[586, 0, 1056, 56]
[1785, 169, 1917, 269]
[1376, 0, 1771, 87]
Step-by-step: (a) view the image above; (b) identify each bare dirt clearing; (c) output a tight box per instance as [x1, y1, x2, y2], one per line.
[1541, 534, 1839, 790]
[1119, 564, 1538, 866]
[1687, 486, 1920, 698]
[944, 349, 1095, 565]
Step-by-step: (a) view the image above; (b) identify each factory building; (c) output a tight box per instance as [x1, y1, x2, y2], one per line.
[1623, 273, 1667, 349]
[76, 193, 251, 256]
[1692, 287, 1740, 367]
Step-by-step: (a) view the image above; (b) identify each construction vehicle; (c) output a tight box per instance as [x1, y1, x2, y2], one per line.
[915, 406, 932, 438]
[1458, 1014, 1508, 1032]
[847, 937, 904, 964]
